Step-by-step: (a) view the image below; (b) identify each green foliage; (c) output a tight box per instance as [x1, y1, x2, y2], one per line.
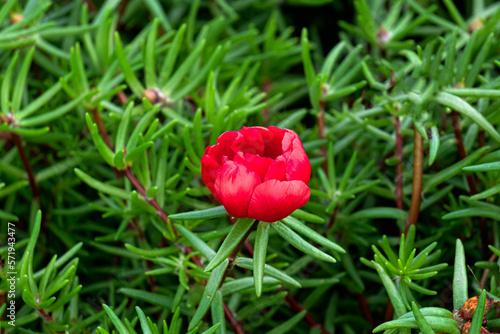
[1, 1, 500, 333]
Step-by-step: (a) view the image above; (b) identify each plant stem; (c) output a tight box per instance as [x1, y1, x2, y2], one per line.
[37, 308, 65, 334]
[123, 167, 176, 235]
[0, 290, 5, 334]
[394, 116, 404, 210]
[405, 128, 423, 234]
[284, 292, 331, 334]
[90, 108, 113, 149]
[12, 134, 41, 204]
[450, 110, 489, 258]
[480, 253, 497, 289]
[355, 292, 374, 327]
[224, 303, 246, 334]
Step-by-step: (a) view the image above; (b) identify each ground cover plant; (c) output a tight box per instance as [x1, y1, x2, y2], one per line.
[1, 0, 500, 333]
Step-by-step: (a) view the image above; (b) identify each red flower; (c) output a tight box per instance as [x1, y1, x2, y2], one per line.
[201, 126, 311, 222]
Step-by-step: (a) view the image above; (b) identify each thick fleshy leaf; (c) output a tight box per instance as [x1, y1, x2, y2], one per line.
[249, 180, 310, 222]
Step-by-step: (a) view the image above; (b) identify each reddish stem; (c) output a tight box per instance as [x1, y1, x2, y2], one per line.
[12, 134, 40, 203]
[224, 302, 246, 334]
[478, 129, 486, 148]
[355, 292, 374, 327]
[405, 128, 423, 235]
[0, 290, 5, 334]
[480, 253, 498, 289]
[37, 308, 65, 334]
[117, 91, 128, 105]
[285, 292, 331, 334]
[123, 167, 176, 235]
[91, 108, 113, 149]
[394, 116, 404, 210]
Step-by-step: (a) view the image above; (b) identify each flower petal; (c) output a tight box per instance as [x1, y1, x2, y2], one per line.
[201, 154, 222, 202]
[248, 180, 310, 222]
[285, 147, 311, 184]
[259, 126, 286, 158]
[205, 131, 238, 164]
[231, 127, 264, 156]
[263, 156, 286, 182]
[214, 160, 261, 218]
[234, 152, 274, 181]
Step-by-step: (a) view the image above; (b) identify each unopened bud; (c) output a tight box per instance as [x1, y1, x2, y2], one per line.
[143, 89, 159, 104]
[10, 12, 23, 24]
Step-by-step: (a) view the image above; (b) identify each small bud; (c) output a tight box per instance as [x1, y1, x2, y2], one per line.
[469, 17, 484, 34]
[377, 26, 392, 46]
[10, 12, 23, 24]
[143, 89, 159, 104]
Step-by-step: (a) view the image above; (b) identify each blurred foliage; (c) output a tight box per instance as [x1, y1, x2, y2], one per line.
[1, 0, 500, 333]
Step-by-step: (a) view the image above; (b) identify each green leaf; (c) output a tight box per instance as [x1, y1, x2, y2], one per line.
[119, 288, 173, 309]
[74, 168, 130, 199]
[434, 92, 500, 144]
[372, 261, 407, 317]
[301, 28, 315, 87]
[144, 19, 159, 88]
[373, 316, 459, 333]
[423, 146, 489, 193]
[1, 50, 19, 114]
[175, 224, 216, 261]
[144, 0, 171, 31]
[235, 257, 301, 289]
[114, 32, 145, 97]
[170, 206, 228, 221]
[281, 216, 344, 253]
[205, 218, 255, 272]
[266, 310, 307, 334]
[211, 291, 225, 334]
[290, 209, 325, 224]
[20, 92, 92, 127]
[271, 221, 337, 263]
[188, 260, 228, 331]
[463, 161, 500, 172]
[453, 239, 468, 310]
[86, 113, 115, 166]
[136, 306, 153, 334]
[253, 221, 270, 297]
[115, 102, 134, 151]
[102, 304, 128, 334]
[470, 290, 487, 334]
[428, 126, 439, 166]
[12, 47, 35, 113]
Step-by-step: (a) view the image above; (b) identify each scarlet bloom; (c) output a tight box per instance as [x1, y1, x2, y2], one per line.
[201, 126, 311, 222]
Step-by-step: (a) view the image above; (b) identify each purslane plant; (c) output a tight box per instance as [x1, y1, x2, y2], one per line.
[2, 0, 500, 333]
